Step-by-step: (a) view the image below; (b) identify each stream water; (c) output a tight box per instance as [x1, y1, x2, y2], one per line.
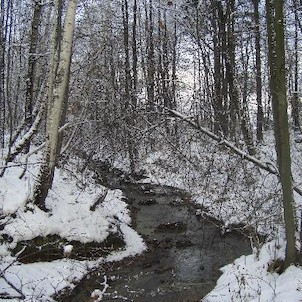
[57, 181, 251, 302]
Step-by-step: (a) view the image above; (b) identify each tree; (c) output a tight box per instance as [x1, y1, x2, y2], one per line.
[0, 1, 48, 177]
[225, 0, 255, 154]
[145, 0, 155, 115]
[24, 0, 43, 153]
[252, 0, 264, 142]
[32, 0, 78, 210]
[266, 0, 297, 268]
[291, 0, 300, 131]
[121, 0, 137, 173]
[210, 0, 228, 136]
[0, 0, 5, 148]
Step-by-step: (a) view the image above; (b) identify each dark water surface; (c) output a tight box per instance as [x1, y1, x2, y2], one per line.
[57, 182, 251, 302]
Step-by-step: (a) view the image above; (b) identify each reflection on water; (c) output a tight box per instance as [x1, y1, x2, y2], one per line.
[171, 247, 206, 281]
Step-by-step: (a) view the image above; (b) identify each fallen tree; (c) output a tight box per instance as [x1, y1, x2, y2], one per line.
[165, 107, 302, 197]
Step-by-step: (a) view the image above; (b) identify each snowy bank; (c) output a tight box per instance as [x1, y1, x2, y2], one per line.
[203, 240, 302, 302]
[0, 157, 146, 301]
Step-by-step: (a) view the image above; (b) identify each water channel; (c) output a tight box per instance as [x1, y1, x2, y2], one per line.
[57, 180, 251, 302]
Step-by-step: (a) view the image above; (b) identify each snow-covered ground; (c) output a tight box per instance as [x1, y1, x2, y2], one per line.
[0, 154, 146, 301]
[203, 239, 302, 302]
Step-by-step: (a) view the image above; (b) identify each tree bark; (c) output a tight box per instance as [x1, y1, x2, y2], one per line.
[292, 0, 300, 131]
[266, 0, 297, 268]
[32, 0, 77, 210]
[24, 0, 43, 153]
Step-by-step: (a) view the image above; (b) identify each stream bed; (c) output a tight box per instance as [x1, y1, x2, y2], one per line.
[57, 181, 251, 302]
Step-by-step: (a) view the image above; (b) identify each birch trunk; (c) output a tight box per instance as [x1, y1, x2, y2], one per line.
[32, 0, 77, 210]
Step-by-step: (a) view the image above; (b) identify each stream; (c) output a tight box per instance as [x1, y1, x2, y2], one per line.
[57, 179, 251, 302]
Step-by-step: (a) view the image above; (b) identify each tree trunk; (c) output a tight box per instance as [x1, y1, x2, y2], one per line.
[132, 0, 138, 109]
[0, 0, 5, 148]
[292, 0, 300, 131]
[4, 0, 13, 152]
[32, 0, 77, 210]
[122, 0, 137, 174]
[24, 0, 43, 153]
[241, 41, 256, 156]
[253, 0, 264, 142]
[146, 0, 155, 115]
[211, 0, 228, 136]
[225, 0, 255, 155]
[266, 0, 297, 269]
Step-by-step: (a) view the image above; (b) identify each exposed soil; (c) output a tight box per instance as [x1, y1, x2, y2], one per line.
[12, 233, 125, 263]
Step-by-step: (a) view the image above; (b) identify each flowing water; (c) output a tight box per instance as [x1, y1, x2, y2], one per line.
[57, 181, 251, 302]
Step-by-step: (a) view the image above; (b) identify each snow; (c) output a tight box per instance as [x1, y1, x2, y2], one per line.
[0, 153, 146, 301]
[105, 224, 146, 262]
[0, 260, 88, 301]
[63, 244, 73, 256]
[91, 275, 109, 301]
[202, 240, 302, 302]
